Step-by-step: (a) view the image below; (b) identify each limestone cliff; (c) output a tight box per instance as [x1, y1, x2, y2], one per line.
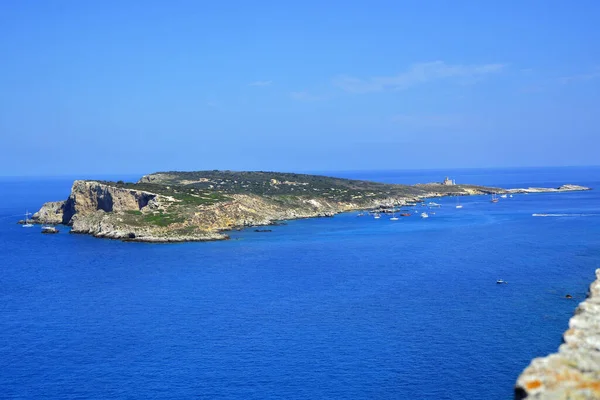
[515, 269, 600, 399]
[65, 180, 157, 216]
[32, 201, 67, 224]
[34, 180, 160, 224]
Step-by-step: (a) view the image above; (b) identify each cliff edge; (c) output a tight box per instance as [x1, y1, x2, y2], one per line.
[515, 269, 600, 399]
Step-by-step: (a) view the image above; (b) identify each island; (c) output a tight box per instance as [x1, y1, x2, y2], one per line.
[27, 170, 590, 242]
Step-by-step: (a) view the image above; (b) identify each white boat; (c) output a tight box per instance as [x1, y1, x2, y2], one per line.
[500, 194, 507, 199]
[374, 213, 381, 219]
[22, 211, 33, 228]
[496, 279, 508, 284]
[390, 210, 399, 221]
[455, 196, 463, 209]
[390, 217, 399, 221]
[428, 202, 441, 208]
[509, 194, 513, 198]
[41, 226, 59, 234]
[420, 212, 429, 218]
[491, 193, 499, 203]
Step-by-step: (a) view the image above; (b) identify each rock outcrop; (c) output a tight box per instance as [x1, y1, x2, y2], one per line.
[515, 269, 600, 399]
[509, 185, 590, 194]
[32, 200, 67, 224]
[33, 180, 159, 225]
[65, 180, 157, 216]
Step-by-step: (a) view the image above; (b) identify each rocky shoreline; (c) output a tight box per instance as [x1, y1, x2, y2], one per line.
[25, 172, 590, 243]
[508, 184, 590, 194]
[515, 269, 600, 399]
[25, 183, 418, 242]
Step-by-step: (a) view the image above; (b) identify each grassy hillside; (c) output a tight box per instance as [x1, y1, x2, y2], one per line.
[96, 170, 495, 207]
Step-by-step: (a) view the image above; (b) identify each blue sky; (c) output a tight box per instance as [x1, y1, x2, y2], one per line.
[1, 1, 599, 176]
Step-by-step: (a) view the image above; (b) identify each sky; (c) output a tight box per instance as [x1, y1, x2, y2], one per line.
[1, 1, 599, 176]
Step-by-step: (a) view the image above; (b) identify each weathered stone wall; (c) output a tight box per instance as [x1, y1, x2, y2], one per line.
[515, 269, 600, 399]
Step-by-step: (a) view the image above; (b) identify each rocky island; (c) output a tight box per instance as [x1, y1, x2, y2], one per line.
[28, 171, 590, 242]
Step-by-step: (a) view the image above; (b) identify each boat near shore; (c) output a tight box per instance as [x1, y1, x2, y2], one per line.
[455, 196, 463, 209]
[22, 211, 33, 228]
[41, 226, 59, 234]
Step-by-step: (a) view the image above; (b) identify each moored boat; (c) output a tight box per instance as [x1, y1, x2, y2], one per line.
[41, 226, 59, 234]
[22, 211, 33, 228]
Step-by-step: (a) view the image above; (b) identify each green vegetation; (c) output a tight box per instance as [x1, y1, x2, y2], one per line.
[143, 212, 185, 227]
[171, 192, 229, 205]
[124, 210, 142, 216]
[101, 180, 230, 206]
[137, 170, 415, 202]
[98, 171, 500, 214]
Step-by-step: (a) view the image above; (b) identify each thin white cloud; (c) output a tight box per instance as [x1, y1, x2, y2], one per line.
[248, 80, 273, 87]
[333, 61, 506, 93]
[559, 70, 600, 84]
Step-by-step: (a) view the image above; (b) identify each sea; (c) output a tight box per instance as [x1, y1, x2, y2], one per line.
[1, 167, 599, 399]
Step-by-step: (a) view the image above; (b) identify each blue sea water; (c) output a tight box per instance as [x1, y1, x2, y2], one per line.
[1, 167, 600, 399]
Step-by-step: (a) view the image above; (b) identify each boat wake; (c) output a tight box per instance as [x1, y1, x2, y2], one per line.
[532, 213, 600, 217]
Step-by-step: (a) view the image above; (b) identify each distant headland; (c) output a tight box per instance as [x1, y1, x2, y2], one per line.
[25, 170, 590, 243]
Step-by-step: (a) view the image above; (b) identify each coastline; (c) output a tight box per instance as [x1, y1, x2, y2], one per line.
[515, 269, 600, 399]
[24, 173, 590, 243]
[6, 169, 599, 399]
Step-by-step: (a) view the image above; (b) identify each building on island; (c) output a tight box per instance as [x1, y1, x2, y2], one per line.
[442, 177, 456, 186]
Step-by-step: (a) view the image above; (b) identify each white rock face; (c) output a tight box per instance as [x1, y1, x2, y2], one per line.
[67, 180, 156, 216]
[515, 269, 600, 399]
[32, 201, 66, 224]
[509, 185, 590, 194]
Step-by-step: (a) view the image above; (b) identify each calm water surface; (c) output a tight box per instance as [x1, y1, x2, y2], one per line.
[1, 167, 600, 399]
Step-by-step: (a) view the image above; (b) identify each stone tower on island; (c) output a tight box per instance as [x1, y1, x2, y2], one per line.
[442, 177, 456, 185]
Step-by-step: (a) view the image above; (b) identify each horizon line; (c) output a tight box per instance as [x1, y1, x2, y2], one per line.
[1, 164, 599, 179]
